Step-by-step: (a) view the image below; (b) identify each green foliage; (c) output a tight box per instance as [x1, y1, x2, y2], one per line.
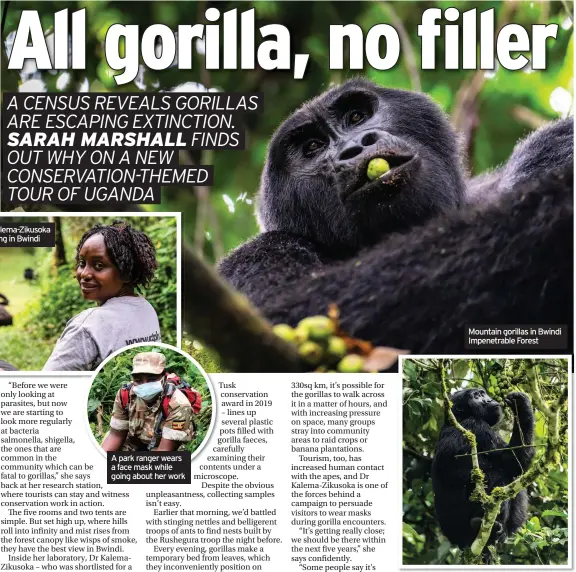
[514, 510, 569, 564]
[136, 217, 178, 346]
[182, 337, 228, 374]
[88, 345, 213, 454]
[403, 358, 568, 565]
[0, 327, 53, 371]
[0, 247, 40, 316]
[22, 264, 93, 339]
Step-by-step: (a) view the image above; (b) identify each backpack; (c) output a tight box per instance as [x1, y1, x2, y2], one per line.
[119, 372, 202, 418]
[119, 373, 202, 451]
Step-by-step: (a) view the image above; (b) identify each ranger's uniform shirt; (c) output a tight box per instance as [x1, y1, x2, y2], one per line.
[109, 386, 194, 451]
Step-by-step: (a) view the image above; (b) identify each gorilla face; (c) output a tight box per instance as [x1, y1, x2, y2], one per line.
[451, 388, 502, 426]
[257, 78, 466, 251]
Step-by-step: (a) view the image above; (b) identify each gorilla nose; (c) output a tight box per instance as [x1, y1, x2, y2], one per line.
[334, 130, 419, 201]
[337, 130, 384, 162]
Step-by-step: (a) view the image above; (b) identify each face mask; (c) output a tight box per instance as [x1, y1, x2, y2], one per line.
[133, 380, 163, 401]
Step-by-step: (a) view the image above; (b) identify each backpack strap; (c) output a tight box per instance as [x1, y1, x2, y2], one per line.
[120, 383, 133, 413]
[150, 381, 175, 450]
[159, 377, 199, 428]
[151, 375, 199, 449]
[162, 380, 176, 418]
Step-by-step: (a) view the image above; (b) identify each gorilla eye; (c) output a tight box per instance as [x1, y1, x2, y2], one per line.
[303, 139, 324, 157]
[346, 110, 367, 127]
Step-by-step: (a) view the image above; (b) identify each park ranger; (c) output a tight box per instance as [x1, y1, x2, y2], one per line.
[102, 351, 194, 452]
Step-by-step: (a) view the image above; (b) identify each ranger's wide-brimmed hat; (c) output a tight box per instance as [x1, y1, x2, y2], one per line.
[132, 352, 166, 375]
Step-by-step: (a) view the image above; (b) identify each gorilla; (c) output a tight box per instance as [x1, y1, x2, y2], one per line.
[431, 388, 534, 550]
[0, 359, 18, 371]
[23, 268, 35, 281]
[0, 294, 13, 327]
[256, 78, 466, 250]
[218, 78, 573, 357]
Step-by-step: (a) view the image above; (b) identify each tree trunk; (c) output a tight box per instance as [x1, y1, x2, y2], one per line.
[51, 217, 67, 270]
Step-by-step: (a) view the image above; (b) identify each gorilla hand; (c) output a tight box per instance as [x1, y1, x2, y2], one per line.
[504, 391, 531, 411]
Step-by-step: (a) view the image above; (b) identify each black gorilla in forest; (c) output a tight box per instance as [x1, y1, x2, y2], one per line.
[431, 388, 535, 550]
[218, 78, 573, 355]
[256, 78, 467, 249]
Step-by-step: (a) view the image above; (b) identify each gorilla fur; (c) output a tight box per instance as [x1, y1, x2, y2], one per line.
[218, 79, 573, 355]
[467, 118, 574, 204]
[257, 78, 466, 249]
[432, 389, 534, 549]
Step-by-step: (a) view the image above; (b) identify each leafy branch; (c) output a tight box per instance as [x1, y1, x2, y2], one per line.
[439, 361, 490, 509]
[440, 359, 566, 564]
[454, 443, 546, 458]
[182, 244, 303, 372]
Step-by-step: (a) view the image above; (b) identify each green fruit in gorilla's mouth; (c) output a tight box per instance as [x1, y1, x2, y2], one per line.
[367, 158, 391, 181]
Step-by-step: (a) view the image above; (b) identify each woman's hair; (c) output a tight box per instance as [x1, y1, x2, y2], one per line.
[76, 220, 158, 290]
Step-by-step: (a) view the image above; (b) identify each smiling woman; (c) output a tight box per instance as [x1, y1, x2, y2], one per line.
[42, 221, 162, 372]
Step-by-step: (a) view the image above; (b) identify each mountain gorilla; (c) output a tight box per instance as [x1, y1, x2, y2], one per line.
[432, 389, 535, 549]
[256, 78, 466, 249]
[218, 78, 573, 355]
